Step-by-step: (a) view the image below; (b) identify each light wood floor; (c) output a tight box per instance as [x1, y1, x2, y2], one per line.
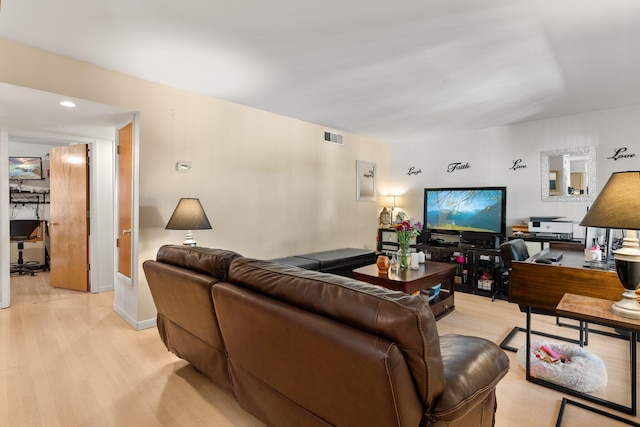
[3, 273, 639, 426]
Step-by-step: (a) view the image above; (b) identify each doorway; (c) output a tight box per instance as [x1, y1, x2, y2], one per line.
[3, 131, 121, 306]
[0, 84, 138, 318]
[10, 272, 81, 307]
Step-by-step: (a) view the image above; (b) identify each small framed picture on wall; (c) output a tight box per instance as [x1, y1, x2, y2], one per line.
[356, 160, 376, 201]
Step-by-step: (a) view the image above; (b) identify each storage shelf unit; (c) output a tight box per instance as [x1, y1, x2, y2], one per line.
[376, 227, 418, 253]
[10, 191, 50, 205]
[418, 245, 504, 299]
[377, 228, 506, 299]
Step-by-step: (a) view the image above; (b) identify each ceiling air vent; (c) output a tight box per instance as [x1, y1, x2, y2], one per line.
[323, 131, 344, 145]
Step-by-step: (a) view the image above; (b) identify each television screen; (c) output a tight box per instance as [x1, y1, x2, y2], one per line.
[9, 157, 43, 180]
[424, 187, 507, 237]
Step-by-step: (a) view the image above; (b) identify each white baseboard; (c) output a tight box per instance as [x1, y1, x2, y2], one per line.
[113, 302, 157, 331]
[137, 317, 157, 330]
[93, 284, 114, 294]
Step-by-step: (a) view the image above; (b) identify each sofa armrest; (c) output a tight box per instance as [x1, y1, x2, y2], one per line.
[427, 335, 509, 424]
[143, 259, 222, 346]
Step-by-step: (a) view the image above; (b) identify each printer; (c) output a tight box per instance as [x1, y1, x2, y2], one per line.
[528, 216, 573, 240]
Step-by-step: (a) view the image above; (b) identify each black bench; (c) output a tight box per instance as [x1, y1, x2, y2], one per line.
[271, 248, 377, 278]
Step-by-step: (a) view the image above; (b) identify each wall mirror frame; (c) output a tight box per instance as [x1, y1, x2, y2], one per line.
[541, 146, 596, 202]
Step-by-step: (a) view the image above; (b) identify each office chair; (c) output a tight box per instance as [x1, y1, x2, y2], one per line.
[498, 238, 586, 351]
[499, 238, 530, 295]
[10, 220, 42, 276]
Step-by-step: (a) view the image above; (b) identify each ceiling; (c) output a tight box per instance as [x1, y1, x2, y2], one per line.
[0, 83, 133, 143]
[1, 0, 640, 144]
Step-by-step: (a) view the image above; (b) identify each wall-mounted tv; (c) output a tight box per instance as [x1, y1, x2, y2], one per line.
[424, 186, 507, 238]
[9, 157, 44, 180]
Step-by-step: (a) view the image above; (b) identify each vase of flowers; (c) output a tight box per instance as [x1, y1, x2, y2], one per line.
[394, 220, 423, 269]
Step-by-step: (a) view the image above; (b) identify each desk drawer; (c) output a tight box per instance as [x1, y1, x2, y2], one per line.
[429, 291, 454, 320]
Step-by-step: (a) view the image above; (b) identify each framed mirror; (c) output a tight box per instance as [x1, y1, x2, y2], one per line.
[541, 146, 596, 202]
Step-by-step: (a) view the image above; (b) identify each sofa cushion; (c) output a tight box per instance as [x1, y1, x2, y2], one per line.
[156, 244, 241, 280]
[227, 257, 446, 407]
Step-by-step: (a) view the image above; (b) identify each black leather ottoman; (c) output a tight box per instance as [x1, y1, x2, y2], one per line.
[269, 256, 320, 271]
[294, 248, 377, 277]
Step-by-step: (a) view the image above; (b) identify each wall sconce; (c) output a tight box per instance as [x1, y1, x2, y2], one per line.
[165, 198, 212, 246]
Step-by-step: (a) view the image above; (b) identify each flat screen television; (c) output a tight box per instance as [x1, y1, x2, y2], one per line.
[9, 157, 43, 180]
[424, 186, 507, 238]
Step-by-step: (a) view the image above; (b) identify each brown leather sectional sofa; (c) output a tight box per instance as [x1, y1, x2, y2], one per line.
[143, 245, 510, 427]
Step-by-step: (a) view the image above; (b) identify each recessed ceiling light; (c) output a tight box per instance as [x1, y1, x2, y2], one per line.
[60, 100, 76, 108]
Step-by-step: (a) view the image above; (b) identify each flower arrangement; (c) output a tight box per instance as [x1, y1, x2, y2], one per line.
[394, 220, 422, 268]
[394, 220, 423, 249]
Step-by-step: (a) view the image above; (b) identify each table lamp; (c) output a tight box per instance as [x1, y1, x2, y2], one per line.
[390, 195, 398, 223]
[165, 198, 212, 246]
[579, 171, 640, 318]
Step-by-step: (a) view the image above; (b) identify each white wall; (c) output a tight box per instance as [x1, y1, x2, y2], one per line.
[5, 36, 638, 326]
[391, 105, 640, 233]
[0, 39, 391, 325]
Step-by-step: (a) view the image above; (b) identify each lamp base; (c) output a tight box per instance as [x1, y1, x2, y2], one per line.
[611, 289, 640, 319]
[182, 231, 197, 246]
[611, 232, 640, 319]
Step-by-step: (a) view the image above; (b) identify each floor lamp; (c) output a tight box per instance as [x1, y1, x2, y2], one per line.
[579, 171, 640, 319]
[165, 198, 212, 246]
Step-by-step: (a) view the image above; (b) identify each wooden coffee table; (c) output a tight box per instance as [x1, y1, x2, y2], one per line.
[352, 261, 456, 320]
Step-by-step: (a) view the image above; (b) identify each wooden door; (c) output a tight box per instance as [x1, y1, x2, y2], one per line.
[117, 123, 133, 278]
[49, 144, 89, 291]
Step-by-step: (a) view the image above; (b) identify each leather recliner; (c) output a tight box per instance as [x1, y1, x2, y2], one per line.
[144, 245, 510, 427]
[143, 245, 242, 391]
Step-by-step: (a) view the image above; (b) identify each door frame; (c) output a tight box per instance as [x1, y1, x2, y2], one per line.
[0, 126, 128, 307]
[112, 114, 144, 329]
[1, 129, 8, 308]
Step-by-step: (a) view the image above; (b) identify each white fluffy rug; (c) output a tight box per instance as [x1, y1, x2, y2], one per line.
[517, 341, 608, 393]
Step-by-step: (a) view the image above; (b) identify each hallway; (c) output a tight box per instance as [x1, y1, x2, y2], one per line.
[9, 271, 83, 306]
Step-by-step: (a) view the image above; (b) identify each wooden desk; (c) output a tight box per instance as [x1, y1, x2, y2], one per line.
[500, 248, 622, 352]
[554, 293, 640, 422]
[510, 249, 622, 311]
[9, 220, 47, 269]
[507, 236, 583, 252]
[353, 262, 456, 320]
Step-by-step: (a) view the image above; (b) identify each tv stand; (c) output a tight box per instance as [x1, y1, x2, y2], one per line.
[427, 238, 456, 247]
[418, 244, 504, 300]
[377, 228, 506, 300]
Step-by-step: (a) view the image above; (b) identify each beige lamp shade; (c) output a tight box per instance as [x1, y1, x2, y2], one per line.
[579, 171, 640, 229]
